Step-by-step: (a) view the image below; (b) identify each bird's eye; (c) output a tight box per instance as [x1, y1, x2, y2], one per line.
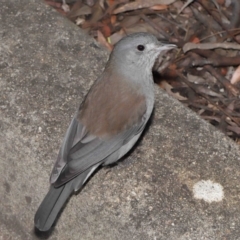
[137, 45, 145, 51]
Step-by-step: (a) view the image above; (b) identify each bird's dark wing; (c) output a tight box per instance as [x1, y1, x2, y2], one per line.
[51, 111, 148, 188]
[50, 71, 149, 188]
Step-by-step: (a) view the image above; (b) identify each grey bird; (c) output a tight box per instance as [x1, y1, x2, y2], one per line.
[34, 32, 176, 232]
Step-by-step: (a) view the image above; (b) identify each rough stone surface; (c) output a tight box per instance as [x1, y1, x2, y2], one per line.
[1, 0, 240, 239]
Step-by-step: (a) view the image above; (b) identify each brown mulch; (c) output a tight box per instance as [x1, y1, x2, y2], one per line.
[44, 0, 240, 143]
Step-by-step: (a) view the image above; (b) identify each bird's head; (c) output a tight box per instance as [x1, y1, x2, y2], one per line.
[110, 32, 176, 71]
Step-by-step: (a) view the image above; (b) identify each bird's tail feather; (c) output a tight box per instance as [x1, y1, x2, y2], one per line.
[34, 182, 73, 232]
[34, 164, 102, 232]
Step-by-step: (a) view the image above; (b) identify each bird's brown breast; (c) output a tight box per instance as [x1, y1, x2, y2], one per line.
[78, 73, 147, 138]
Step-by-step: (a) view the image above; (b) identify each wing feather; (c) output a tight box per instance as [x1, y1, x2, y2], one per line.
[50, 71, 150, 187]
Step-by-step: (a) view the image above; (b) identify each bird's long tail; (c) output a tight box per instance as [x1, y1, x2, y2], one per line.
[34, 182, 73, 232]
[34, 164, 101, 232]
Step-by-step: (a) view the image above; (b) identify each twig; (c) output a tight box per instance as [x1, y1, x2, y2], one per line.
[197, 0, 240, 44]
[205, 65, 239, 97]
[183, 42, 240, 53]
[177, 72, 240, 126]
[140, 14, 171, 39]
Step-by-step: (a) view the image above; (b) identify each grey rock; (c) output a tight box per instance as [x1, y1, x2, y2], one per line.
[1, 0, 240, 239]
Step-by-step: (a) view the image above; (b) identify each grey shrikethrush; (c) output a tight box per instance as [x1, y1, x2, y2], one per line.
[34, 32, 176, 232]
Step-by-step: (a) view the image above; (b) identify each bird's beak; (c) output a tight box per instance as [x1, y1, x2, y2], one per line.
[155, 43, 177, 51]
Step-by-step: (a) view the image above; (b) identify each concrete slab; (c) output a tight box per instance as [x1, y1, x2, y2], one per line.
[1, 0, 240, 239]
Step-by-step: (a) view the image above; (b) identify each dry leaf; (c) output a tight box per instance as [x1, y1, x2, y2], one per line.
[203, 116, 221, 122]
[230, 65, 240, 84]
[196, 86, 223, 98]
[183, 42, 240, 53]
[62, 3, 70, 12]
[113, 0, 176, 14]
[44, 0, 62, 8]
[150, 4, 168, 10]
[220, 67, 228, 76]
[108, 30, 125, 45]
[101, 21, 112, 37]
[228, 125, 240, 135]
[89, 0, 104, 24]
[97, 30, 113, 51]
[187, 74, 206, 84]
[177, 0, 194, 14]
[75, 17, 85, 26]
[120, 16, 141, 28]
[226, 101, 235, 113]
[69, 5, 91, 17]
[111, 15, 117, 25]
[160, 81, 187, 101]
[84, 0, 95, 7]
[190, 37, 200, 44]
